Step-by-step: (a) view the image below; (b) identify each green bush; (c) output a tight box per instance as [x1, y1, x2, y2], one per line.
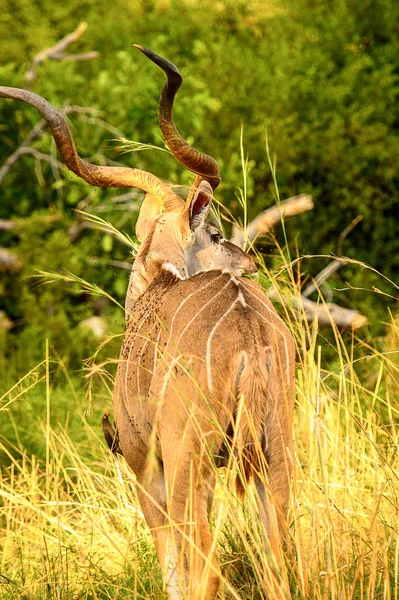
[0, 0, 398, 370]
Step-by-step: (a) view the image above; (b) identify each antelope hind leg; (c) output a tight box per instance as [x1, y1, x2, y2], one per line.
[113, 398, 176, 593]
[254, 409, 293, 580]
[162, 456, 220, 600]
[158, 414, 220, 599]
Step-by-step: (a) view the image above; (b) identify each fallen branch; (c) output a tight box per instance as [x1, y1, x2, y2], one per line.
[0, 249, 22, 271]
[301, 218, 364, 298]
[24, 22, 98, 87]
[269, 287, 367, 329]
[294, 295, 367, 329]
[302, 259, 346, 298]
[0, 105, 106, 185]
[0, 219, 19, 232]
[230, 194, 314, 246]
[230, 197, 367, 328]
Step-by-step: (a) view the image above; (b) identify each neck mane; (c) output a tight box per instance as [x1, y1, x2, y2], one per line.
[125, 249, 187, 314]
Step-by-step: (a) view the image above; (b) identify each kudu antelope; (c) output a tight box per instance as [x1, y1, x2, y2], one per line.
[0, 46, 295, 598]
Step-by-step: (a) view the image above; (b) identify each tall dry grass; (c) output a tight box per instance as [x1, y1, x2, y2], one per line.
[1, 272, 398, 599]
[1, 154, 398, 597]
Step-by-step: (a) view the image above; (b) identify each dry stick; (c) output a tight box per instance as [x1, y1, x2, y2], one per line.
[229, 196, 366, 329]
[230, 194, 314, 246]
[12, 146, 65, 172]
[0, 120, 47, 184]
[0, 105, 110, 186]
[302, 216, 363, 298]
[297, 215, 366, 326]
[268, 286, 367, 329]
[0, 220, 19, 232]
[0, 249, 22, 272]
[287, 292, 367, 329]
[302, 260, 345, 298]
[24, 22, 98, 87]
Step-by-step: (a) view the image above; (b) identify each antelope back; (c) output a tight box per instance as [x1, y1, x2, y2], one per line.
[116, 269, 295, 466]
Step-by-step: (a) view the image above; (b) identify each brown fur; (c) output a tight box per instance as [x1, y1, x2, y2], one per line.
[114, 268, 295, 598]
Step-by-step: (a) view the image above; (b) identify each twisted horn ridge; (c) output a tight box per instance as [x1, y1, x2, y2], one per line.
[134, 45, 221, 191]
[0, 86, 184, 212]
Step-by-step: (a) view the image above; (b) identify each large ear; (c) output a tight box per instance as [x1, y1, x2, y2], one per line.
[185, 180, 213, 231]
[135, 193, 163, 241]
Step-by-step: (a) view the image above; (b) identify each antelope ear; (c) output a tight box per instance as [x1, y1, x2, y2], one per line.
[136, 193, 163, 241]
[186, 181, 213, 231]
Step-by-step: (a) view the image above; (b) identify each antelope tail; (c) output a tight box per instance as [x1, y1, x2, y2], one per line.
[235, 347, 271, 499]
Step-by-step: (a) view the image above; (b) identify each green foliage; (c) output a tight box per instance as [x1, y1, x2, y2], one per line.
[0, 0, 398, 370]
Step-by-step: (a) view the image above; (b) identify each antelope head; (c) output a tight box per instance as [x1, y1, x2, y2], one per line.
[0, 46, 256, 305]
[131, 179, 256, 302]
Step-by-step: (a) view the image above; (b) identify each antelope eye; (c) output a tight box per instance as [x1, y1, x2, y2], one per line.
[210, 231, 221, 243]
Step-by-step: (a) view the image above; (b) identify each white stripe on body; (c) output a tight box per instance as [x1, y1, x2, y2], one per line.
[164, 541, 182, 600]
[159, 354, 185, 403]
[123, 271, 224, 412]
[167, 271, 225, 342]
[242, 283, 291, 385]
[206, 289, 242, 392]
[136, 271, 211, 395]
[162, 275, 234, 366]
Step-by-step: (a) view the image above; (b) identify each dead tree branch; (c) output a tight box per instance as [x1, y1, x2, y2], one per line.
[0, 220, 19, 232]
[230, 194, 367, 329]
[24, 22, 98, 87]
[0, 249, 22, 272]
[230, 194, 314, 246]
[0, 105, 106, 185]
[269, 287, 367, 329]
[293, 295, 368, 329]
[302, 259, 346, 298]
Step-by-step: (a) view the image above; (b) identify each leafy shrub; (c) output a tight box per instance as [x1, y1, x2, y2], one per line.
[0, 0, 397, 369]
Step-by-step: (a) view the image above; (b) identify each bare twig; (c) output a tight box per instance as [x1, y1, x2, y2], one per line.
[0, 120, 47, 184]
[302, 260, 346, 298]
[0, 105, 108, 185]
[268, 287, 367, 329]
[230, 194, 314, 246]
[24, 23, 98, 87]
[108, 259, 131, 270]
[0, 220, 19, 232]
[0, 249, 22, 271]
[302, 216, 363, 298]
[336, 215, 363, 256]
[12, 146, 65, 172]
[297, 295, 367, 329]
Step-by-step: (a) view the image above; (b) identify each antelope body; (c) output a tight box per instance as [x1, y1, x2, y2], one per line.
[0, 45, 295, 599]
